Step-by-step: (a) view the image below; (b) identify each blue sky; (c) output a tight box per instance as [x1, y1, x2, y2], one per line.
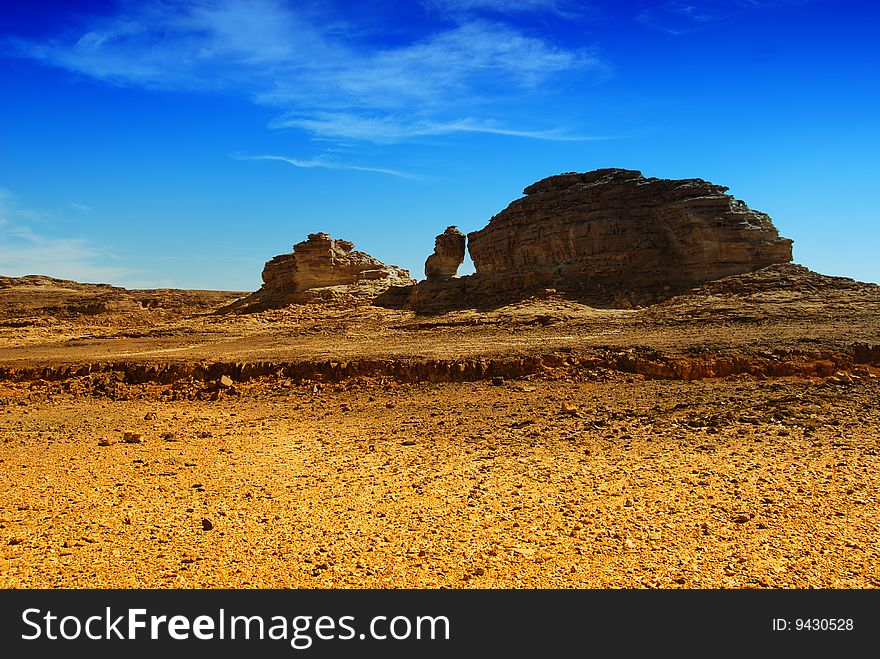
[1, 0, 877, 289]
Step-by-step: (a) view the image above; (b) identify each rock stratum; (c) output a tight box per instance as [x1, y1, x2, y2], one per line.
[382, 168, 794, 310]
[225, 232, 413, 312]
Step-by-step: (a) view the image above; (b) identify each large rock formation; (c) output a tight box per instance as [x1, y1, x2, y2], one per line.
[225, 232, 413, 311]
[424, 226, 466, 280]
[468, 168, 792, 291]
[377, 168, 794, 310]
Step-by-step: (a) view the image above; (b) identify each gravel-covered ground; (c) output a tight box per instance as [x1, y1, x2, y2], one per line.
[2, 375, 878, 589]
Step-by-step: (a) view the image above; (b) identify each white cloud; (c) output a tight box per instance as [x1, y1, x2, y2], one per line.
[5, 1, 603, 143]
[271, 113, 606, 143]
[0, 188, 136, 285]
[231, 153, 418, 179]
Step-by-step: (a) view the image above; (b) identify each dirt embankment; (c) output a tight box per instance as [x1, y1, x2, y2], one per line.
[1, 344, 879, 386]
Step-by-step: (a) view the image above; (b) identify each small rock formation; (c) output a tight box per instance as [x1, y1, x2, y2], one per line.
[378, 168, 794, 310]
[225, 232, 413, 312]
[425, 226, 466, 280]
[262, 232, 407, 292]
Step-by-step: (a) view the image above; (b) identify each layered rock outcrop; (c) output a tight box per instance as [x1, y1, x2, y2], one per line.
[261, 233, 411, 292]
[225, 233, 413, 311]
[378, 168, 794, 310]
[467, 168, 792, 294]
[424, 226, 466, 280]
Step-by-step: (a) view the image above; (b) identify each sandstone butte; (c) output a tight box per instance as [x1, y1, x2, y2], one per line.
[224, 232, 413, 312]
[380, 168, 795, 310]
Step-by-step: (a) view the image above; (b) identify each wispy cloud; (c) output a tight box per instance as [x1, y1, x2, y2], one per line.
[4, 1, 604, 144]
[638, 0, 812, 34]
[231, 153, 418, 179]
[0, 188, 136, 284]
[272, 113, 607, 143]
[70, 201, 94, 212]
[422, 0, 569, 16]
[425, 0, 561, 9]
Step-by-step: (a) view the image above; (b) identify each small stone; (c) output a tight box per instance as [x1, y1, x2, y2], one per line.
[401, 440, 417, 446]
[732, 513, 751, 524]
[473, 567, 485, 576]
[97, 439, 113, 447]
[201, 518, 213, 531]
[144, 412, 158, 420]
[218, 375, 234, 389]
[340, 403, 352, 412]
[160, 432, 177, 441]
[122, 432, 142, 443]
[560, 401, 579, 416]
[491, 377, 504, 386]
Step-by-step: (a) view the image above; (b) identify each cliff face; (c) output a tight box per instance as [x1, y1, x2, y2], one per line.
[227, 233, 413, 312]
[466, 168, 793, 297]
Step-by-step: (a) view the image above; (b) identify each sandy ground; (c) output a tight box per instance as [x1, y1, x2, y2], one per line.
[2, 376, 878, 589]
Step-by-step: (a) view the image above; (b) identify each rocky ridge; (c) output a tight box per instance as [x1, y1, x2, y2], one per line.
[0, 275, 243, 327]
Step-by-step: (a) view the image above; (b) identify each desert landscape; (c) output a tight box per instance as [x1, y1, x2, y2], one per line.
[1, 169, 878, 589]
